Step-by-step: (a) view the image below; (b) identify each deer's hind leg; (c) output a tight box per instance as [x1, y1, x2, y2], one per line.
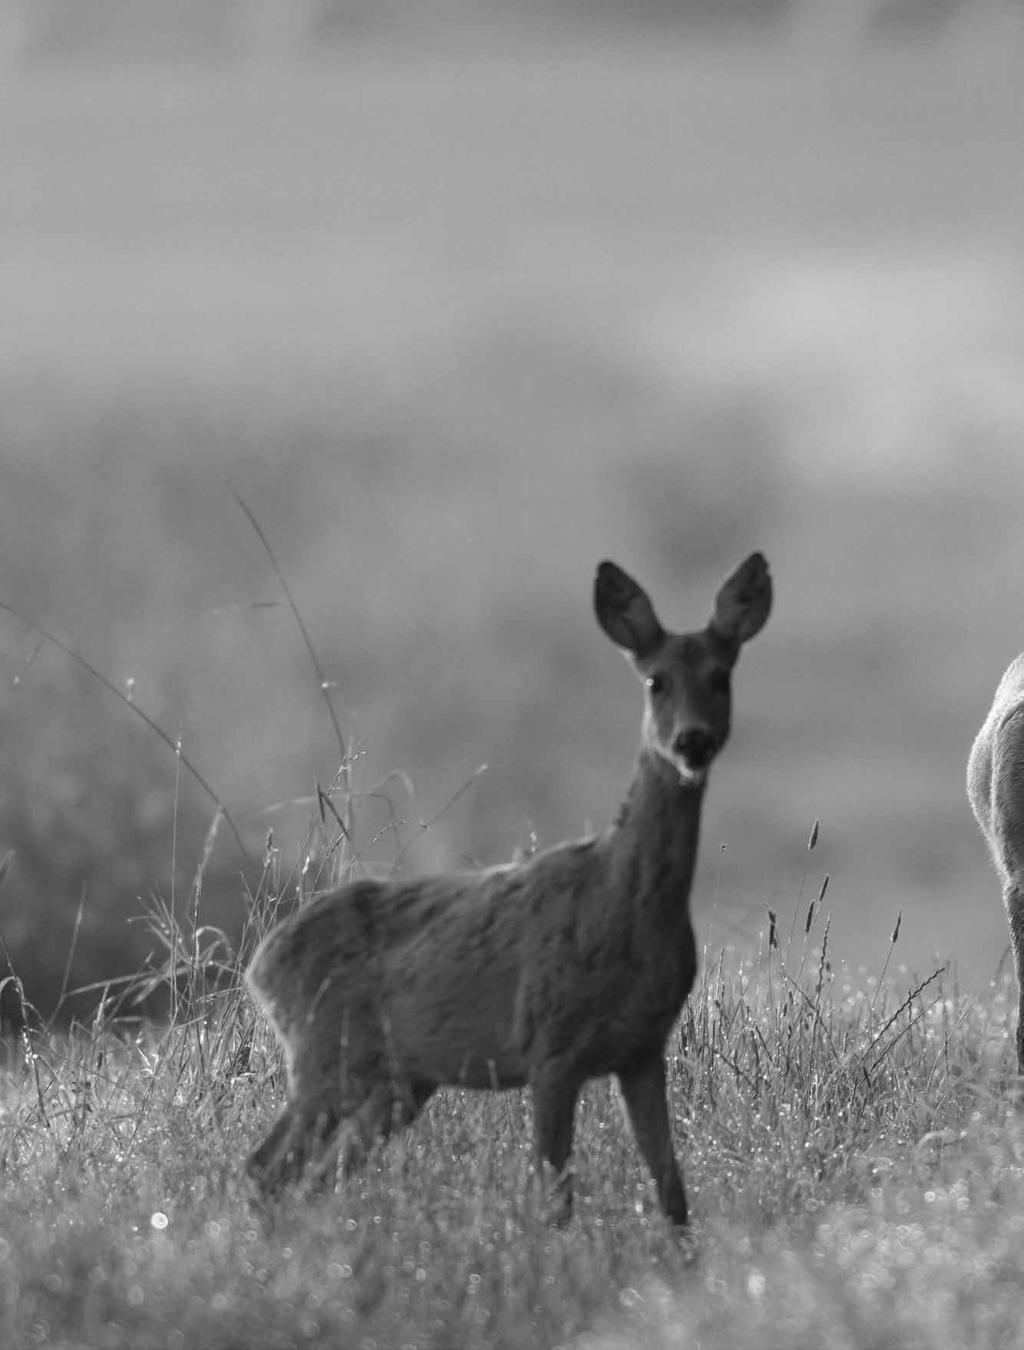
[313, 1079, 436, 1188]
[248, 999, 435, 1197]
[247, 999, 384, 1196]
[530, 1059, 583, 1227]
[247, 1096, 344, 1197]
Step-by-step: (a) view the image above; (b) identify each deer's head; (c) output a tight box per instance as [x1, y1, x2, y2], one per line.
[595, 553, 772, 787]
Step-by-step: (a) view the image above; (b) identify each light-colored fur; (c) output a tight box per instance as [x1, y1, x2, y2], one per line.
[968, 654, 1024, 1072]
[246, 552, 772, 1225]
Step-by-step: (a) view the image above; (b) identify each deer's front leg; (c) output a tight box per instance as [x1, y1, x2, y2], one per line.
[617, 1049, 688, 1226]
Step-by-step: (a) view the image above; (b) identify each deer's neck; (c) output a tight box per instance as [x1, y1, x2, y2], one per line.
[605, 748, 705, 927]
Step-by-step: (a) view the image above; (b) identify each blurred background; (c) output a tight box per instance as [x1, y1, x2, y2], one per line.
[1, 0, 1023, 1023]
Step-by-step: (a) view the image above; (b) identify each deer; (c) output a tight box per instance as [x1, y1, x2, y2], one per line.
[968, 653, 1024, 1073]
[245, 552, 772, 1225]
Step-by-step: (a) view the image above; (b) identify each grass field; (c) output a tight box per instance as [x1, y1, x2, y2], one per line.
[1, 849, 1019, 1350]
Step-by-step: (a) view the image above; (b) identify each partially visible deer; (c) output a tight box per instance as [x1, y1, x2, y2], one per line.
[968, 654, 1024, 1072]
[246, 552, 772, 1225]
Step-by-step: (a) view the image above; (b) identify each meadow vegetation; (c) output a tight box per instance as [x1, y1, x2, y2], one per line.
[1, 803, 1020, 1349]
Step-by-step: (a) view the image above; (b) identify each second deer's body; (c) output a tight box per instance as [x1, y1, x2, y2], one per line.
[968, 653, 1024, 1073]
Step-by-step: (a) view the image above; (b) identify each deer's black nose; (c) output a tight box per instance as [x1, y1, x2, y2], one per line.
[674, 729, 716, 769]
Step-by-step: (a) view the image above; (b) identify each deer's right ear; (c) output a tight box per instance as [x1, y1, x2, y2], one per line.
[594, 561, 665, 659]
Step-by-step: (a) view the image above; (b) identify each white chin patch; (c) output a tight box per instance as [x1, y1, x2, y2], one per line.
[675, 761, 707, 787]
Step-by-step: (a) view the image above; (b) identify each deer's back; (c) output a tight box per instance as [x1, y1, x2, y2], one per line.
[969, 655, 1024, 881]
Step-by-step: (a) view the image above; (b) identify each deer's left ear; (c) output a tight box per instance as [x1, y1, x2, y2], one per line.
[710, 552, 772, 646]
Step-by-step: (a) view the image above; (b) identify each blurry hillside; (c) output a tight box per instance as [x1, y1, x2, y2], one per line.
[1, 0, 1024, 1021]
[0, 0, 1016, 62]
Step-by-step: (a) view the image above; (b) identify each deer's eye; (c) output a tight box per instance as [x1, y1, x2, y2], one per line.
[709, 669, 731, 695]
[646, 673, 668, 697]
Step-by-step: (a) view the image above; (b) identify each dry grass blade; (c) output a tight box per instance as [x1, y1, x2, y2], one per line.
[227, 482, 348, 775]
[787, 819, 823, 950]
[814, 913, 832, 1004]
[781, 972, 842, 1062]
[316, 782, 353, 847]
[925, 1000, 976, 1095]
[391, 763, 489, 872]
[0, 598, 253, 869]
[51, 887, 89, 1024]
[865, 965, 948, 1071]
[870, 910, 903, 1017]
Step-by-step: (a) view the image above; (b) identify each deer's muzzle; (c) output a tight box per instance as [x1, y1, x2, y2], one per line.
[672, 728, 718, 781]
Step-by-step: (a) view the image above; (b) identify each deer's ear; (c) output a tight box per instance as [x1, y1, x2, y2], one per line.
[710, 552, 772, 646]
[594, 561, 665, 659]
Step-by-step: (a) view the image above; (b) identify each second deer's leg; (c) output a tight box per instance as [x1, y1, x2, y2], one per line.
[617, 1050, 688, 1226]
[1005, 885, 1024, 1075]
[530, 1062, 581, 1226]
